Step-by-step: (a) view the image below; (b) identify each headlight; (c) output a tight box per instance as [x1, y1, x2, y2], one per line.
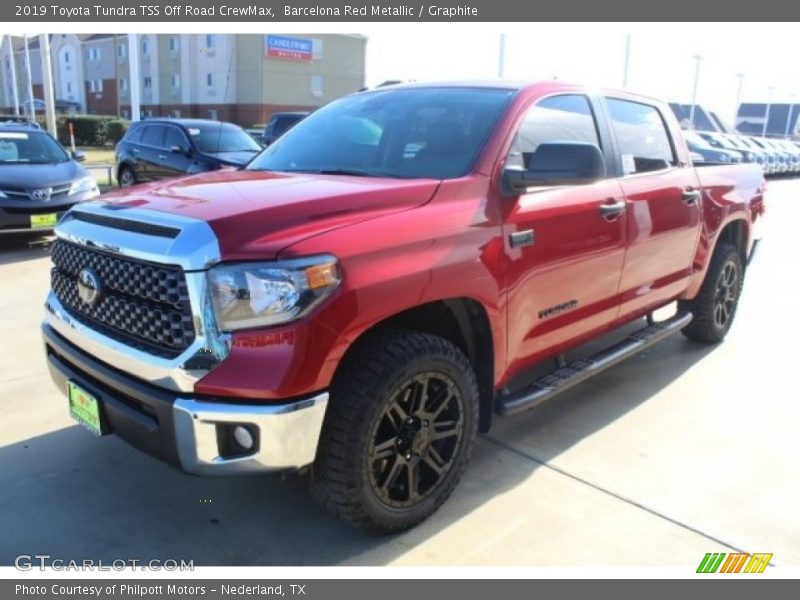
[208, 256, 341, 331]
[720, 153, 731, 163]
[69, 176, 99, 198]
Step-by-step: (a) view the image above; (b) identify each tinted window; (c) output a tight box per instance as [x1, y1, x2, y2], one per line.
[606, 98, 676, 174]
[507, 94, 600, 170]
[164, 127, 188, 150]
[188, 123, 261, 153]
[141, 125, 166, 147]
[247, 87, 514, 180]
[273, 116, 302, 137]
[125, 124, 145, 143]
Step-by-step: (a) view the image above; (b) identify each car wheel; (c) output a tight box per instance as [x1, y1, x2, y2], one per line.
[678, 243, 743, 344]
[118, 166, 136, 188]
[312, 331, 479, 534]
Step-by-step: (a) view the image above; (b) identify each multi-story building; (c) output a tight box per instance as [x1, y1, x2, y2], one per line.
[1, 34, 367, 126]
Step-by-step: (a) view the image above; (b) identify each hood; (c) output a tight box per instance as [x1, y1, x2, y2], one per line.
[0, 160, 86, 188]
[92, 169, 441, 260]
[201, 150, 259, 166]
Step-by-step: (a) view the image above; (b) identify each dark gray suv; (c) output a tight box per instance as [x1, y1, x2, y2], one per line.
[0, 120, 99, 235]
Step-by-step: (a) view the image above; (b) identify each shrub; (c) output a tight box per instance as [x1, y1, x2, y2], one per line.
[105, 119, 130, 144]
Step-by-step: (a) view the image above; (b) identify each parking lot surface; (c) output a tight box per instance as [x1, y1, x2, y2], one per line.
[0, 178, 797, 567]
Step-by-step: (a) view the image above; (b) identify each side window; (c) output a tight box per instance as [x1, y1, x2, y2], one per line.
[606, 98, 676, 174]
[141, 125, 165, 148]
[125, 125, 144, 143]
[507, 94, 601, 171]
[273, 117, 297, 137]
[164, 127, 188, 151]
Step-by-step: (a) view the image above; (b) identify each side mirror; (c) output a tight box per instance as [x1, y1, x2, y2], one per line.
[71, 150, 86, 162]
[170, 145, 188, 155]
[502, 141, 605, 195]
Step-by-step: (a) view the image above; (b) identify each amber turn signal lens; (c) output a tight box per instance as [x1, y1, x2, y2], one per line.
[305, 262, 340, 289]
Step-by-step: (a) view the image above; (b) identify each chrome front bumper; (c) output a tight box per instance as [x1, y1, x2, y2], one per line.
[44, 315, 328, 476]
[173, 394, 329, 475]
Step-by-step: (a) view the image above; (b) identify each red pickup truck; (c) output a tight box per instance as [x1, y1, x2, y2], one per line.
[43, 82, 764, 533]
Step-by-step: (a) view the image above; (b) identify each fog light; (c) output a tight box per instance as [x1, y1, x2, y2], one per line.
[233, 425, 255, 450]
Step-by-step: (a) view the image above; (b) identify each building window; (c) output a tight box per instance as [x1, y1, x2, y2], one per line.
[66, 82, 72, 94]
[142, 39, 149, 55]
[122, 109, 129, 119]
[119, 78, 128, 92]
[63, 51, 70, 64]
[171, 73, 180, 88]
[311, 75, 323, 98]
[143, 76, 152, 89]
[87, 47, 100, 61]
[206, 73, 213, 87]
[117, 44, 127, 59]
[172, 109, 181, 118]
[89, 79, 103, 93]
[207, 109, 218, 120]
[169, 36, 179, 52]
[205, 35, 216, 49]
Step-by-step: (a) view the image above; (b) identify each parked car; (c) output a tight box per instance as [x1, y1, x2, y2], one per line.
[683, 131, 741, 165]
[771, 139, 800, 172]
[260, 112, 309, 147]
[21, 98, 82, 114]
[731, 135, 770, 171]
[0, 120, 99, 235]
[43, 82, 764, 533]
[748, 137, 787, 174]
[115, 119, 262, 187]
[695, 132, 745, 163]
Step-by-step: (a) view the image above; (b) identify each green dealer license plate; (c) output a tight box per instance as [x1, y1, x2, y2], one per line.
[68, 382, 105, 436]
[30, 213, 58, 229]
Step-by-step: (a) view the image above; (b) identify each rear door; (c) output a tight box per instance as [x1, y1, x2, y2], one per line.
[603, 97, 703, 318]
[502, 93, 628, 371]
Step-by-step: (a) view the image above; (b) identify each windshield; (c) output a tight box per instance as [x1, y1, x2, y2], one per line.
[188, 123, 261, 154]
[247, 87, 515, 179]
[0, 131, 69, 164]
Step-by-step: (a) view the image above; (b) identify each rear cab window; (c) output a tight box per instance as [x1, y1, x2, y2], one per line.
[605, 98, 677, 175]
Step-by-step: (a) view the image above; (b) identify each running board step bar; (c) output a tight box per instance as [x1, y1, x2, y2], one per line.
[496, 311, 693, 417]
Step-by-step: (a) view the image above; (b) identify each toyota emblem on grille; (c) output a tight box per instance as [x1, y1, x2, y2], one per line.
[31, 188, 52, 201]
[77, 268, 102, 306]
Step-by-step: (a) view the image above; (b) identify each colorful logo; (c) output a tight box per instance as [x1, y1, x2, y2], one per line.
[697, 552, 773, 573]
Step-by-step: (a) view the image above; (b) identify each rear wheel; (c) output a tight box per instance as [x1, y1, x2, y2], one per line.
[679, 243, 743, 343]
[312, 331, 479, 534]
[118, 166, 136, 188]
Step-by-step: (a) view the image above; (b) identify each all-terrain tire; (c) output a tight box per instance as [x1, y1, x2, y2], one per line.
[678, 243, 744, 344]
[311, 331, 479, 534]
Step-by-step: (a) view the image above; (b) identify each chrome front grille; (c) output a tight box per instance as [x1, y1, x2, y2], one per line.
[50, 239, 195, 358]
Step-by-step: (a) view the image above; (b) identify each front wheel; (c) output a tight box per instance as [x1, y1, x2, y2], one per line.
[312, 331, 479, 534]
[678, 243, 744, 343]
[118, 165, 136, 188]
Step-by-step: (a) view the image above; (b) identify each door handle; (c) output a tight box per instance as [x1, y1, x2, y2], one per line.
[682, 189, 702, 205]
[157, 154, 166, 160]
[132, 148, 140, 154]
[599, 199, 627, 219]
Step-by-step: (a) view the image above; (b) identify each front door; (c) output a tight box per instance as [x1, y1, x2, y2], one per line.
[501, 94, 628, 376]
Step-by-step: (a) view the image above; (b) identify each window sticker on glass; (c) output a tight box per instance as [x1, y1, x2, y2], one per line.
[188, 128, 201, 136]
[621, 153, 636, 175]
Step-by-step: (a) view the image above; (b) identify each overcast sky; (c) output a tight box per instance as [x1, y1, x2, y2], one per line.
[363, 23, 800, 126]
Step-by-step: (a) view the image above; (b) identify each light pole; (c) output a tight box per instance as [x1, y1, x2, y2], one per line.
[22, 33, 35, 121]
[734, 73, 745, 129]
[688, 54, 703, 130]
[622, 33, 631, 87]
[784, 93, 796, 138]
[762, 86, 774, 137]
[497, 33, 506, 79]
